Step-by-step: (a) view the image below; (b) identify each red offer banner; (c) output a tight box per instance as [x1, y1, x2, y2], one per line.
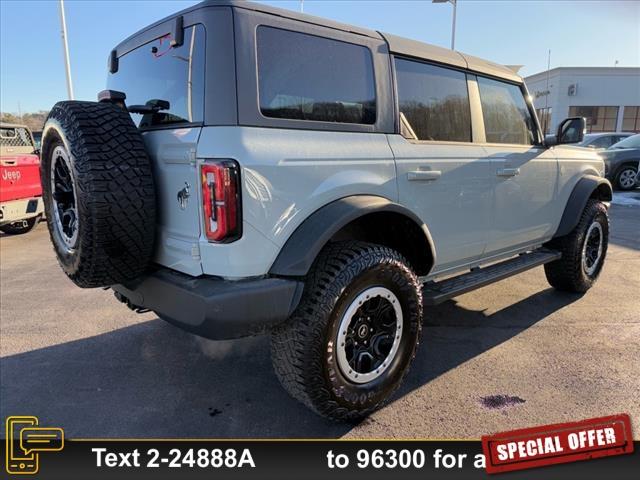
[482, 413, 634, 474]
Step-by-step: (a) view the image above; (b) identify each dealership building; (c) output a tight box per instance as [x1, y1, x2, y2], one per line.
[524, 67, 640, 135]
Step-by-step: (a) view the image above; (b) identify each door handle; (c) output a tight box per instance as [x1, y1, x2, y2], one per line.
[408, 170, 442, 182]
[496, 168, 520, 177]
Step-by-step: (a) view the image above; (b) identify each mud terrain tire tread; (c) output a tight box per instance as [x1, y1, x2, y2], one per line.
[271, 241, 422, 422]
[544, 199, 609, 293]
[41, 101, 156, 288]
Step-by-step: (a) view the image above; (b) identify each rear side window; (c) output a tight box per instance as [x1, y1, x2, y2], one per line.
[107, 24, 205, 128]
[590, 136, 614, 148]
[257, 26, 376, 125]
[477, 77, 535, 145]
[0, 127, 33, 148]
[395, 58, 471, 142]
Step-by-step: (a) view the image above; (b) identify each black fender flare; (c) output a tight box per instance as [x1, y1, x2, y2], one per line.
[269, 195, 436, 277]
[554, 175, 612, 238]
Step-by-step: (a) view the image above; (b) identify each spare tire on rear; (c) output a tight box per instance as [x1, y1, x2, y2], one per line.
[41, 101, 156, 288]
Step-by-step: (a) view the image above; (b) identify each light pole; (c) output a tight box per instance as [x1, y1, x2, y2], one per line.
[58, 0, 74, 100]
[433, 0, 457, 50]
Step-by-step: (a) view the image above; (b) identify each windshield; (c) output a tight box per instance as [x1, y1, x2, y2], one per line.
[609, 134, 640, 149]
[107, 24, 205, 128]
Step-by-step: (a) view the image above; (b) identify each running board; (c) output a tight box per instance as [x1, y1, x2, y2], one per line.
[422, 249, 561, 305]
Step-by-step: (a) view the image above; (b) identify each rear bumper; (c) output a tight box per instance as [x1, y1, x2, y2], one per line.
[112, 268, 303, 340]
[0, 197, 43, 226]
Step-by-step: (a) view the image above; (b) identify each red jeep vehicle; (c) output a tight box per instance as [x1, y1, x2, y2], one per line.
[0, 123, 44, 234]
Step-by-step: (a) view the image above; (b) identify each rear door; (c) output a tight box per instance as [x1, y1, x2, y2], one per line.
[107, 25, 206, 276]
[389, 58, 493, 275]
[477, 76, 559, 256]
[0, 126, 41, 203]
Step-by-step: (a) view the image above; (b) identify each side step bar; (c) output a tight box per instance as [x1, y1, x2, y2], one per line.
[422, 249, 561, 306]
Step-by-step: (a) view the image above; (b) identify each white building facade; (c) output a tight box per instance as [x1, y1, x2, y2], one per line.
[525, 67, 640, 135]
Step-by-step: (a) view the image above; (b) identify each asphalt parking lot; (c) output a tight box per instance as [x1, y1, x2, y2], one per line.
[1, 193, 639, 439]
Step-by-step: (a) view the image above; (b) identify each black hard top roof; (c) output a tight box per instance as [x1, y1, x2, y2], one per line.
[114, 0, 521, 83]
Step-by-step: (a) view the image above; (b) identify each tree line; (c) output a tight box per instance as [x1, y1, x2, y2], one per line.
[1, 111, 49, 132]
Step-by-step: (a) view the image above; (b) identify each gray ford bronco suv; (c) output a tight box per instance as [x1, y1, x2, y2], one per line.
[40, 0, 612, 421]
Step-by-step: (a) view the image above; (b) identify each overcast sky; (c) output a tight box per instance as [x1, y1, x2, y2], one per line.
[1, 0, 638, 113]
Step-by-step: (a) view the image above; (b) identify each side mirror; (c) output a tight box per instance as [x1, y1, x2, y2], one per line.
[546, 117, 586, 147]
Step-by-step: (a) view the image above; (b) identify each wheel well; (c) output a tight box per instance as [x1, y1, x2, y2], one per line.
[590, 182, 613, 201]
[329, 211, 434, 276]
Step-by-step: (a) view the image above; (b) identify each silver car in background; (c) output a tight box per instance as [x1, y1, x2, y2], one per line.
[600, 134, 640, 190]
[578, 132, 633, 150]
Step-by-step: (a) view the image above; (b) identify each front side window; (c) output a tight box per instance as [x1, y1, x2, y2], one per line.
[478, 77, 535, 145]
[257, 26, 376, 125]
[107, 25, 205, 128]
[395, 58, 471, 142]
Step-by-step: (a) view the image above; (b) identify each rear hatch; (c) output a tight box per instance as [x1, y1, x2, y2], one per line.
[106, 24, 206, 276]
[0, 125, 41, 203]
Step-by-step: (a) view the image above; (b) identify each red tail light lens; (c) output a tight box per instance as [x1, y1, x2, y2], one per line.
[201, 160, 241, 242]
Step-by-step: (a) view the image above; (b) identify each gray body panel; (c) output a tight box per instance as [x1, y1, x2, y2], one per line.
[388, 136, 492, 273]
[195, 127, 397, 278]
[142, 128, 203, 276]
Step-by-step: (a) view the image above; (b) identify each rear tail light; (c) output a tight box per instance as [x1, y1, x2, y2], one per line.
[201, 160, 241, 243]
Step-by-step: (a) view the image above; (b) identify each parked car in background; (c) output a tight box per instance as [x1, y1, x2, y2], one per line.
[32, 131, 42, 151]
[600, 134, 640, 190]
[577, 132, 633, 150]
[0, 123, 44, 234]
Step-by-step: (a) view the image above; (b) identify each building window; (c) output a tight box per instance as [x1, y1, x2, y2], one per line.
[477, 76, 536, 145]
[622, 106, 640, 132]
[568, 106, 619, 133]
[536, 107, 552, 134]
[256, 26, 376, 125]
[395, 58, 471, 142]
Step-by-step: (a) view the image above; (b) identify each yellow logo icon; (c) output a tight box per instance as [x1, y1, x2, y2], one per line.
[5, 416, 64, 475]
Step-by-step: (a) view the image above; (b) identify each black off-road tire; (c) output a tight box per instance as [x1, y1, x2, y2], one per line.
[544, 199, 609, 293]
[271, 241, 423, 421]
[40, 101, 156, 288]
[0, 216, 39, 235]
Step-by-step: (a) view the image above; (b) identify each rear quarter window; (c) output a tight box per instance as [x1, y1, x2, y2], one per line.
[256, 26, 376, 125]
[107, 24, 205, 129]
[0, 127, 34, 149]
